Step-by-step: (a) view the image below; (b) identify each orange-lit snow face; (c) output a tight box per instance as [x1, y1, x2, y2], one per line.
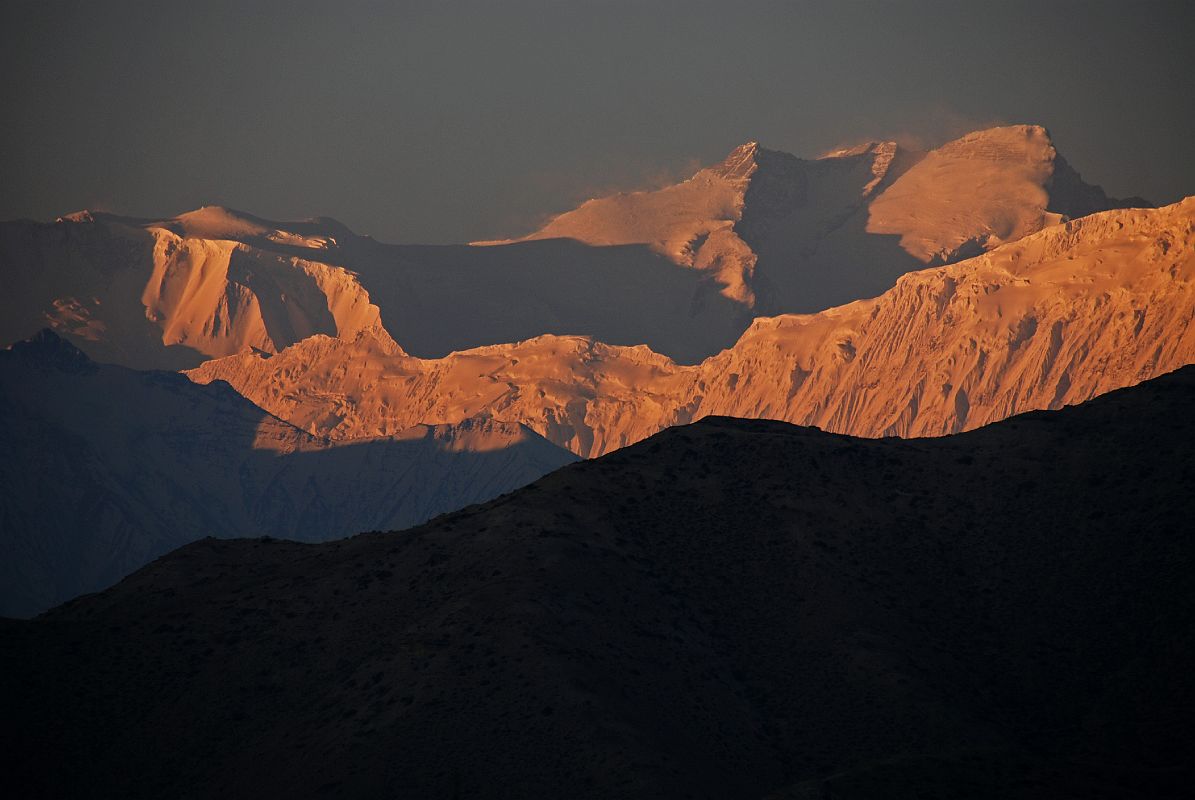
[187, 199, 1195, 458]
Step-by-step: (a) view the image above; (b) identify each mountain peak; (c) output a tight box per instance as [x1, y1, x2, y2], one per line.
[934, 123, 1055, 162]
[165, 206, 274, 239]
[707, 140, 765, 180]
[5, 329, 95, 373]
[57, 210, 97, 224]
[819, 140, 899, 160]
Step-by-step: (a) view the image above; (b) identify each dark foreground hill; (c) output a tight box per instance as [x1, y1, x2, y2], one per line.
[3, 367, 1194, 798]
[0, 331, 576, 617]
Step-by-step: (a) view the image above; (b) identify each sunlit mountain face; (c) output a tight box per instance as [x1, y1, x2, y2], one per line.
[186, 198, 1194, 457]
[2, 125, 1146, 369]
[3, 2, 1194, 797]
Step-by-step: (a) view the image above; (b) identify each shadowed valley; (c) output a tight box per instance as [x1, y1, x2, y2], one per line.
[0, 331, 576, 617]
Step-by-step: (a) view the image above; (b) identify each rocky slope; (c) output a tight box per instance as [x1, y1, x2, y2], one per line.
[864, 125, 1145, 263]
[188, 198, 1195, 457]
[0, 207, 395, 370]
[1, 126, 1141, 366]
[0, 331, 576, 617]
[0, 204, 749, 365]
[5, 368, 1193, 798]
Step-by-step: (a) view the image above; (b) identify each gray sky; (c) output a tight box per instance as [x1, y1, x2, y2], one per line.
[3, 0, 1192, 244]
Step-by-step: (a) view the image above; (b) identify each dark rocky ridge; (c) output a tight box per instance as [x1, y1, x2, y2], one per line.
[3, 366, 1194, 798]
[1046, 152, 1152, 219]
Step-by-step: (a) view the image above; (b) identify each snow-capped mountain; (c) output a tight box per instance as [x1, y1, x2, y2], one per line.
[187, 198, 1194, 456]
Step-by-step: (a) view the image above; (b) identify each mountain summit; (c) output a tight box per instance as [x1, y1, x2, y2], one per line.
[515, 124, 1146, 313]
[865, 124, 1142, 263]
[706, 140, 768, 180]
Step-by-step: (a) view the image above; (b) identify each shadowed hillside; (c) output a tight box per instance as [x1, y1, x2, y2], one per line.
[0, 331, 576, 617]
[4, 366, 1192, 798]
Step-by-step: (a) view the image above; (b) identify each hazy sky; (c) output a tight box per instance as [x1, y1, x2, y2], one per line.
[3, 0, 1192, 244]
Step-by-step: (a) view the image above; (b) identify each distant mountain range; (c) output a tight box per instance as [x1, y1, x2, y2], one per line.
[0, 331, 576, 616]
[188, 199, 1195, 456]
[5, 366, 1192, 798]
[0, 123, 1189, 609]
[3, 122, 1193, 797]
[503, 125, 1146, 313]
[1, 125, 1147, 368]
